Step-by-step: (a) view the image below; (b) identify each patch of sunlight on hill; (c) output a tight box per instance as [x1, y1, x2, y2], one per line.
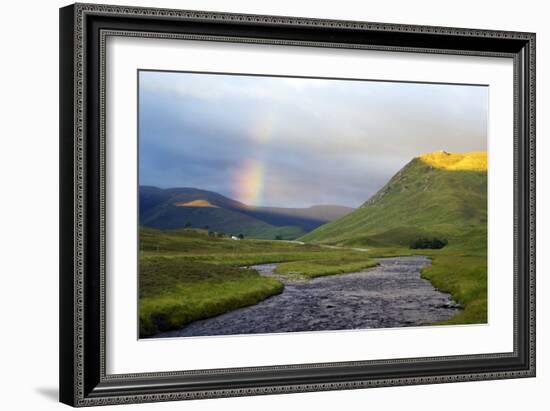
[175, 199, 219, 208]
[419, 151, 487, 171]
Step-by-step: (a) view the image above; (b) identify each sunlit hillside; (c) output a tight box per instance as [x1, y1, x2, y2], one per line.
[300, 151, 487, 248]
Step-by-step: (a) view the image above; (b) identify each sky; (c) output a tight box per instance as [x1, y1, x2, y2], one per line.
[139, 71, 487, 208]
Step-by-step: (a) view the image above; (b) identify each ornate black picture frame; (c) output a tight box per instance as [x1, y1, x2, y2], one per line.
[59, 3, 535, 407]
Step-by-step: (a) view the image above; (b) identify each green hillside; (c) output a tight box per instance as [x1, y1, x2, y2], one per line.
[139, 186, 352, 240]
[301, 151, 487, 248]
[142, 202, 306, 239]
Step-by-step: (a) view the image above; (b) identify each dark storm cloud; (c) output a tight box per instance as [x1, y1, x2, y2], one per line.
[139, 71, 487, 208]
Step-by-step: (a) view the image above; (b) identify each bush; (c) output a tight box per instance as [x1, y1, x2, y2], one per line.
[410, 237, 448, 249]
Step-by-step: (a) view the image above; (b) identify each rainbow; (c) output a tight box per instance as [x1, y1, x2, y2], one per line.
[233, 159, 265, 206]
[233, 111, 278, 205]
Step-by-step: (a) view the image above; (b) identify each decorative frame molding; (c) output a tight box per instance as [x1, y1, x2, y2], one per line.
[60, 3, 535, 407]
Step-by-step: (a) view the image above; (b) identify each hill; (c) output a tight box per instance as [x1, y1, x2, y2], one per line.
[300, 151, 487, 248]
[139, 186, 353, 240]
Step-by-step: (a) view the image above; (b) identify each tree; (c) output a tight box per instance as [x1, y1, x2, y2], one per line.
[238, 233, 244, 239]
[275, 235, 283, 240]
[409, 237, 448, 249]
[184, 221, 192, 228]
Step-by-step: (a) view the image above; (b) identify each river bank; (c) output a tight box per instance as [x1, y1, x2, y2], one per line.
[154, 256, 459, 338]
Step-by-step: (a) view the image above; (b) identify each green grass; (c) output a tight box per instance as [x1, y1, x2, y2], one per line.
[361, 244, 487, 325]
[139, 228, 378, 337]
[247, 225, 306, 240]
[140, 259, 283, 337]
[420, 253, 487, 324]
[139, 227, 377, 267]
[275, 257, 378, 278]
[140, 226, 318, 255]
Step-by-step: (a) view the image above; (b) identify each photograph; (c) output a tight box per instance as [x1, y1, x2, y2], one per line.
[137, 70, 488, 339]
[56, 2, 536, 407]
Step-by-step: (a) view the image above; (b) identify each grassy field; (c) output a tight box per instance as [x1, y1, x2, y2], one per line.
[139, 227, 377, 337]
[421, 254, 486, 324]
[139, 227, 486, 337]
[275, 257, 378, 279]
[140, 259, 283, 336]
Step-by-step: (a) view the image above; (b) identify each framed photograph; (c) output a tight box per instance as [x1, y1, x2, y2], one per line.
[59, 3, 535, 407]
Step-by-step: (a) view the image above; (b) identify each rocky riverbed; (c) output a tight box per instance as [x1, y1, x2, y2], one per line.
[154, 256, 459, 338]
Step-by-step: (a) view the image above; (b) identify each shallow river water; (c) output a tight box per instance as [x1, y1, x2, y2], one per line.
[155, 256, 459, 338]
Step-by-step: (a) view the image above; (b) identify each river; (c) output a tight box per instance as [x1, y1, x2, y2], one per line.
[154, 255, 459, 338]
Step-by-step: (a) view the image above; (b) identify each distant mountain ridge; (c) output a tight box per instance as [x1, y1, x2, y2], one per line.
[139, 186, 354, 240]
[300, 151, 487, 247]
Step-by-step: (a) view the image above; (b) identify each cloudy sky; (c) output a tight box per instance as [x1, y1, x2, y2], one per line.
[139, 71, 487, 208]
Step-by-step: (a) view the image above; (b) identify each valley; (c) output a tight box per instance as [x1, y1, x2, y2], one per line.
[139, 151, 488, 338]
